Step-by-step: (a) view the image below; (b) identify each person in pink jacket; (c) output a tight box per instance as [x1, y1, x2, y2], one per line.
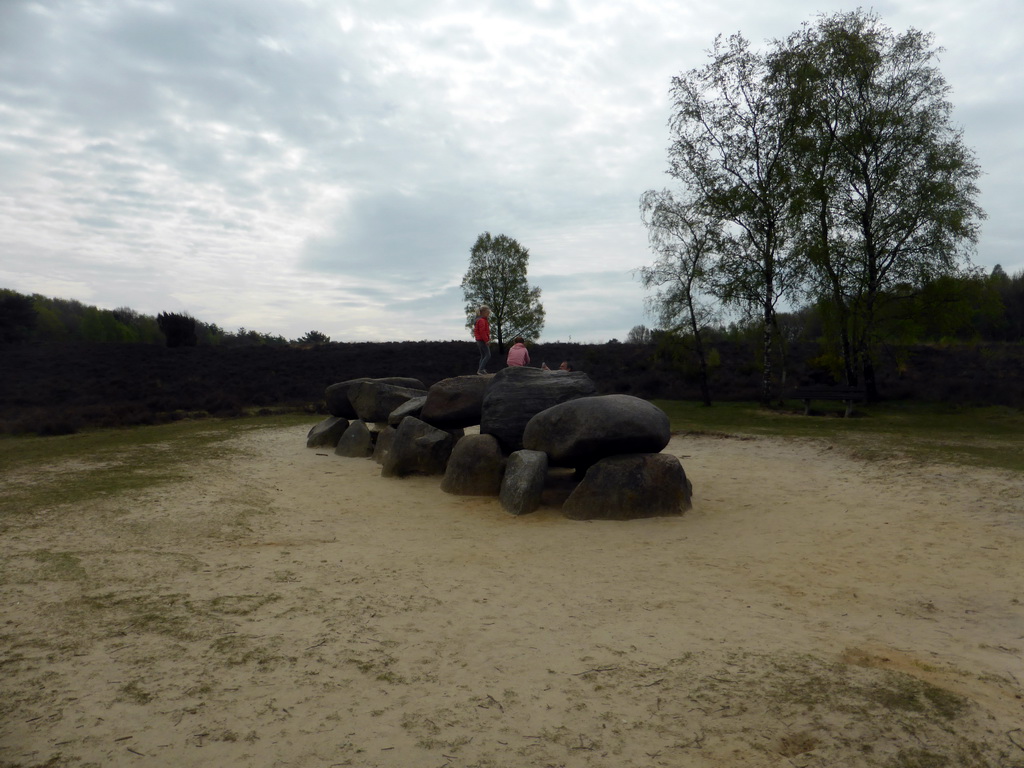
[473, 305, 491, 375]
[506, 336, 530, 367]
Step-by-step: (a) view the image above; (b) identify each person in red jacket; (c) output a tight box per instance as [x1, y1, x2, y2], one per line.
[506, 336, 530, 367]
[473, 305, 491, 375]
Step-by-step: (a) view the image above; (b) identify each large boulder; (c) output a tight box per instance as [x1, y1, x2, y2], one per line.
[499, 449, 548, 516]
[334, 420, 376, 458]
[350, 381, 429, 423]
[381, 416, 456, 478]
[372, 425, 397, 465]
[562, 453, 692, 520]
[420, 375, 492, 429]
[480, 367, 598, 452]
[440, 434, 505, 496]
[306, 416, 350, 448]
[522, 394, 670, 468]
[388, 395, 427, 426]
[325, 377, 425, 418]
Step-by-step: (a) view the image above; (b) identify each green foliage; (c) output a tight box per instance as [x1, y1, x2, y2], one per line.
[664, 34, 808, 404]
[461, 232, 545, 350]
[626, 324, 653, 344]
[113, 306, 164, 344]
[654, 399, 1024, 473]
[776, 10, 984, 389]
[639, 191, 724, 404]
[986, 265, 1024, 341]
[0, 289, 37, 342]
[81, 306, 134, 343]
[223, 327, 288, 347]
[293, 330, 331, 344]
[885, 275, 1004, 343]
[0, 288, 290, 347]
[654, 10, 986, 399]
[157, 311, 198, 347]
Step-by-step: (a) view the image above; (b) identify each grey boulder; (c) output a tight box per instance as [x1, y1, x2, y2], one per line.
[523, 394, 670, 468]
[480, 366, 597, 452]
[350, 381, 429, 423]
[499, 449, 548, 516]
[562, 453, 692, 520]
[334, 420, 376, 458]
[325, 377, 425, 418]
[420, 375, 491, 429]
[372, 425, 397, 465]
[381, 416, 456, 478]
[388, 395, 427, 426]
[440, 434, 505, 496]
[306, 416, 350, 448]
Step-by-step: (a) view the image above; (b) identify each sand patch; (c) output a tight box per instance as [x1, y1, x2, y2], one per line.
[2, 425, 1022, 767]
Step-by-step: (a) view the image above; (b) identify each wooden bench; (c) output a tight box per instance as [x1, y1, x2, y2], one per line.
[791, 385, 867, 417]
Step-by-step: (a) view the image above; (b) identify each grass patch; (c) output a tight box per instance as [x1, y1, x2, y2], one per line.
[655, 400, 1024, 473]
[0, 413, 313, 523]
[28, 551, 87, 582]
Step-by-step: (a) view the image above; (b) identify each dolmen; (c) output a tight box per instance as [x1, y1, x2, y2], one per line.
[308, 370, 692, 520]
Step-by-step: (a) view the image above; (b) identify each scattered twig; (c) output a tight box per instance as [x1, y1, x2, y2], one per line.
[126, 747, 145, 756]
[573, 666, 618, 676]
[477, 694, 505, 712]
[1008, 729, 1024, 752]
[640, 678, 665, 687]
[570, 734, 596, 750]
[305, 639, 328, 650]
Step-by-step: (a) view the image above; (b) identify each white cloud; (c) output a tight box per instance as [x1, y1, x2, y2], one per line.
[1, 0, 1020, 341]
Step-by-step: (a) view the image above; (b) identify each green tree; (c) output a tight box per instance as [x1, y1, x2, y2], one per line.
[157, 312, 198, 347]
[33, 302, 69, 342]
[81, 307, 135, 343]
[112, 306, 163, 344]
[775, 10, 985, 396]
[626, 324, 653, 344]
[666, 34, 806, 404]
[639, 190, 722, 406]
[294, 330, 331, 345]
[987, 265, 1024, 341]
[0, 289, 38, 343]
[461, 232, 545, 351]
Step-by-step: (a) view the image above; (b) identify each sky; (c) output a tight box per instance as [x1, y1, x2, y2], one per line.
[1, 0, 1021, 343]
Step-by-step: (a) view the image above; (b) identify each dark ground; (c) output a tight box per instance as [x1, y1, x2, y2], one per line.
[1, 339, 1022, 435]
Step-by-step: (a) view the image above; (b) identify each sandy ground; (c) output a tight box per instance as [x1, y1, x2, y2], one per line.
[2, 424, 1023, 768]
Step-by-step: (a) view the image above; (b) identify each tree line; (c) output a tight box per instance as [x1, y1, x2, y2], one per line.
[640, 9, 996, 404]
[0, 289, 332, 347]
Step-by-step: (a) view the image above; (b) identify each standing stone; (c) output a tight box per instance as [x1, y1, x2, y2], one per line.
[381, 416, 456, 477]
[499, 450, 549, 516]
[306, 416, 350, 448]
[372, 425, 397, 465]
[334, 420, 376, 458]
[561, 453, 692, 520]
[440, 434, 506, 496]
